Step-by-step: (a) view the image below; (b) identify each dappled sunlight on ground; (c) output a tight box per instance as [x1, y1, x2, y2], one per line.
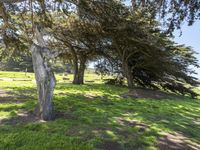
[0, 72, 200, 149]
[157, 132, 200, 150]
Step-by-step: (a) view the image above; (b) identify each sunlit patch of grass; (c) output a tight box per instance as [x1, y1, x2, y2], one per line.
[0, 71, 34, 79]
[0, 111, 11, 117]
[0, 103, 24, 117]
[0, 71, 200, 149]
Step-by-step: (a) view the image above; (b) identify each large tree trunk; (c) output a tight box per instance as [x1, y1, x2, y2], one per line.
[78, 56, 86, 84]
[1, 1, 58, 121]
[71, 48, 80, 84]
[31, 25, 56, 121]
[31, 44, 56, 120]
[123, 61, 133, 88]
[72, 57, 80, 84]
[72, 53, 86, 85]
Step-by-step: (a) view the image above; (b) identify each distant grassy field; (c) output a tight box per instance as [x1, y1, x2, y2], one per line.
[0, 71, 103, 81]
[0, 71, 200, 150]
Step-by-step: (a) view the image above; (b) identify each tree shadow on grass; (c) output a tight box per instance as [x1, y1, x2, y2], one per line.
[0, 83, 200, 149]
[0, 86, 36, 103]
[0, 110, 39, 125]
[53, 89, 200, 149]
[0, 87, 38, 125]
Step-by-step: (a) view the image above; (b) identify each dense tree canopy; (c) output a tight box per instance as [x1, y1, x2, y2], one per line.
[130, 0, 200, 34]
[86, 1, 199, 97]
[0, 0, 199, 120]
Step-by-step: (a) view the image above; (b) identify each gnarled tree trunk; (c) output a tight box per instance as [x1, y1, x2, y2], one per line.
[1, 1, 58, 121]
[31, 43, 56, 120]
[31, 25, 56, 120]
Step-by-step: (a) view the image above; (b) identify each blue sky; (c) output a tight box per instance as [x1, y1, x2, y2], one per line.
[174, 21, 200, 79]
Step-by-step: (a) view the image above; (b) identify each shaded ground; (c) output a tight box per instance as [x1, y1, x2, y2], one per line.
[122, 88, 185, 100]
[0, 77, 200, 149]
[0, 89, 8, 97]
[157, 132, 200, 150]
[0, 110, 38, 125]
[0, 88, 38, 125]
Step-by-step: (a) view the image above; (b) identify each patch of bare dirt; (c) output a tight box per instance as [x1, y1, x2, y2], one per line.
[122, 88, 182, 100]
[157, 132, 200, 150]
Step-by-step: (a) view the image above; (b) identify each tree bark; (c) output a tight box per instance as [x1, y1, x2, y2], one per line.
[31, 25, 56, 120]
[71, 51, 86, 84]
[31, 43, 56, 120]
[78, 56, 86, 84]
[72, 56, 80, 84]
[123, 61, 133, 88]
[70, 48, 80, 84]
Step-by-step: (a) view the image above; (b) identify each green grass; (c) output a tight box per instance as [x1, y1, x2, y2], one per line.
[0, 71, 34, 79]
[0, 71, 200, 149]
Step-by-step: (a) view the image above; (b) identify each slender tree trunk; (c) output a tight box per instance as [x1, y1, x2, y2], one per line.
[31, 43, 56, 120]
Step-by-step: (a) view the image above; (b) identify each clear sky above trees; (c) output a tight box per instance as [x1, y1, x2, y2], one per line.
[174, 21, 200, 79]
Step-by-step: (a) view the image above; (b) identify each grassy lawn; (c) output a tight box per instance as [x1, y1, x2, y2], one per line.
[0, 71, 200, 150]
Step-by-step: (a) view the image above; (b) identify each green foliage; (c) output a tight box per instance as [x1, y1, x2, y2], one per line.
[130, 0, 200, 33]
[1, 0, 199, 94]
[0, 54, 33, 72]
[77, 1, 199, 96]
[104, 77, 125, 86]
